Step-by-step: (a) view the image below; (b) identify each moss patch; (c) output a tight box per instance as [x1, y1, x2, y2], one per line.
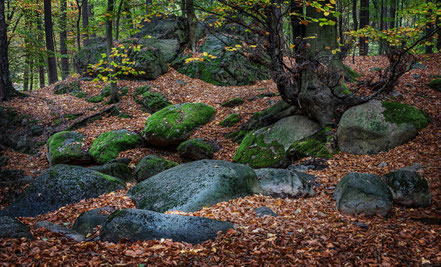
[220, 113, 241, 127]
[381, 101, 430, 130]
[233, 131, 286, 168]
[87, 95, 104, 103]
[289, 127, 337, 159]
[428, 78, 441, 91]
[96, 172, 126, 186]
[141, 91, 171, 114]
[221, 98, 245, 107]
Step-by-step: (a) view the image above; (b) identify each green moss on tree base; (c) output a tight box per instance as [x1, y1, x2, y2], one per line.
[381, 101, 429, 130]
[289, 128, 337, 159]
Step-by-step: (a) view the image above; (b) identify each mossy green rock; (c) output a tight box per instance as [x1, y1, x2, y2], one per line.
[0, 164, 125, 217]
[428, 78, 441, 92]
[140, 91, 171, 114]
[127, 160, 263, 212]
[89, 162, 134, 181]
[90, 130, 144, 164]
[234, 115, 320, 168]
[221, 98, 245, 107]
[53, 81, 81, 95]
[177, 138, 215, 160]
[333, 172, 393, 217]
[134, 155, 178, 182]
[337, 100, 429, 154]
[47, 131, 92, 166]
[289, 128, 337, 160]
[142, 103, 216, 147]
[100, 209, 233, 244]
[383, 169, 431, 207]
[220, 113, 241, 127]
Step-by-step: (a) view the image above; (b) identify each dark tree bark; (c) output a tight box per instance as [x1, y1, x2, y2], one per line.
[60, 0, 69, 79]
[389, 0, 396, 29]
[36, 0, 45, 88]
[337, 0, 343, 44]
[82, 0, 89, 46]
[145, 0, 152, 16]
[75, 0, 85, 52]
[115, 0, 125, 40]
[425, 8, 434, 54]
[0, 0, 16, 101]
[379, 0, 385, 54]
[290, 0, 305, 41]
[106, 0, 119, 103]
[359, 0, 369, 55]
[184, 0, 197, 52]
[44, 0, 58, 84]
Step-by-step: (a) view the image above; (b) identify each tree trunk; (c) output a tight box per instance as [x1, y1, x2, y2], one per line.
[379, 0, 385, 55]
[23, 56, 29, 91]
[36, 0, 45, 88]
[106, 0, 119, 103]
[437, 11, 441, 52]
[0, 0, 16, 101]
[60, 0, 69, 79]
[425, 8, 434, 54]
[290, 0, 305, 48]
[76, 0, 83, 52]
[389, 0, 396, 29]
[115, 0, 125, 41]
[44, 0, 58, 84]
[145, 0, 152, 16]
[359, 0, 369, 56]
[82, 0, 89, 46]
[337, 0, 343, 44]
[185, 0, 197, 52]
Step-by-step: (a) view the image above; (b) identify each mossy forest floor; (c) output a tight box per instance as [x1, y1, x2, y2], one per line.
[0, 54, 441, 265]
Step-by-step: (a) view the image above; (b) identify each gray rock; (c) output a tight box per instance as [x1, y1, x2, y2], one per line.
[333, 172, 393, 217]
[47, 131, 92, 166]
[177, 138, 215, 160]
[0, 216, 33, 239]
[89, 162, 134, 181]
[337, 100, 429, 154]
[255, 168, 315, 198]
[100, 209, 234, 244]
[72, 207, 116, 235]
[383, 168, 431, 207]
[35, 221, 84, 242]
[0, 164, 125, 217]
[254, 207, 278, 218]
[234, 115, 320, 168]
[134, 155, 178, 182]
[128, 160, 263, 212]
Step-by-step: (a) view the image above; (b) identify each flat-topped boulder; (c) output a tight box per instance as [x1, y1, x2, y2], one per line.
[47, 131, 92, 166]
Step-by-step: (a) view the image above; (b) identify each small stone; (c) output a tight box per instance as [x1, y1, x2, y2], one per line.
[254, 207, 278, 218]
[377, 161, 387, 168]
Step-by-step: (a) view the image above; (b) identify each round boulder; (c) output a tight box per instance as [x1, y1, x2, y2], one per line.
[47, 131, 92, 166]
[134, 155, 178, 182]
[333, 172, 393, 217]
[0, 216, 33, 239]
[177, 138, 215, 160]
[142, 103, 216, 147]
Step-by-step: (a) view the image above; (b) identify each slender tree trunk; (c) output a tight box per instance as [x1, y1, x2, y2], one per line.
[0, 0, 16, 101]
[359, 0, 369, 56]
[185, 0, 197, 52]
[29, 59, 34, 91]
[145, 0, 152, 16]
[290, 0, 305, 41]
[352, 0, 358, 60]
[389, 0, 396, 29]
[36, 0, 45, 88]
[60, 0, 69, 79]
[425, 9, 434, 54]
[23, 56, 29, 91]
[379, 0, 385, 54]
[337, 0, 343, 44]
[76, 0, 84, 52]
[106, 0, 119, 103]
[44, 0, 58, 84]
[115, 0, 124, 41]
[82, 0, 89, 46]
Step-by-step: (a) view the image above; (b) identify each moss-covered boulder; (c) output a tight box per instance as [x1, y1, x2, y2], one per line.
[0, 164, 125, 217]
[289, 127, 337, 160]
[233, 115, 320, 168]
[127, 160, 263, 212]
[74, 39, 167, 80]
[53, 81, 81, 95]
[134, 155, 178, 182]
[90, 130, 144, 164]
[100, 209, 233, 244]
[221, 98, 245, 107]
[142, 103, 216, 147]
[140, 91, 171, 114]
[428, 78, 441, 92]
[337, 100, 430, 154]
[89, 162, 134, 181]
[220, 113, 241, 127]
[47, 131, 92, 166]
[383, 168, 431, 207]
[255, 168, 315, 198]
[177, 138, 215, 160]
[333, 172, 393, 217]
[172, 34, 270, 86]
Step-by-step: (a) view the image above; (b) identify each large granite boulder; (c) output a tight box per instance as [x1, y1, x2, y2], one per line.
[255, 168, 315, 198]
[333, 172, 393, 217]
[53, 81, 81, 95]
[100, 209, 233, 244]
[177, 138, 215, 160]
[72, 207, 115, 235]
[383, 168, 431, 207]
[233, 115, 320, 168]
[134, 155, 178, 182]
[127, 160, 263, 212]
[47, 131, 92, 166]
[74, 39, 167, 80]
[89, 130, 144, 164]
[89, 162, 134, 181]
[142, 103, 215, 147]
[172, 34, 270, 86]
[337, 100, 429, 154]
[0, 216, 33, 239]
[0, 164, 125, 217]
[140, 91, 171, 114]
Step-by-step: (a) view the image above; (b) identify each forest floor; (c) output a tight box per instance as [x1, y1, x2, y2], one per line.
[0, 54, 440, 266]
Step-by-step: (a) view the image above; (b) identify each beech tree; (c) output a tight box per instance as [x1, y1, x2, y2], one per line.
[0, 0, 14, 101]
[44, 0, 58, 84]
